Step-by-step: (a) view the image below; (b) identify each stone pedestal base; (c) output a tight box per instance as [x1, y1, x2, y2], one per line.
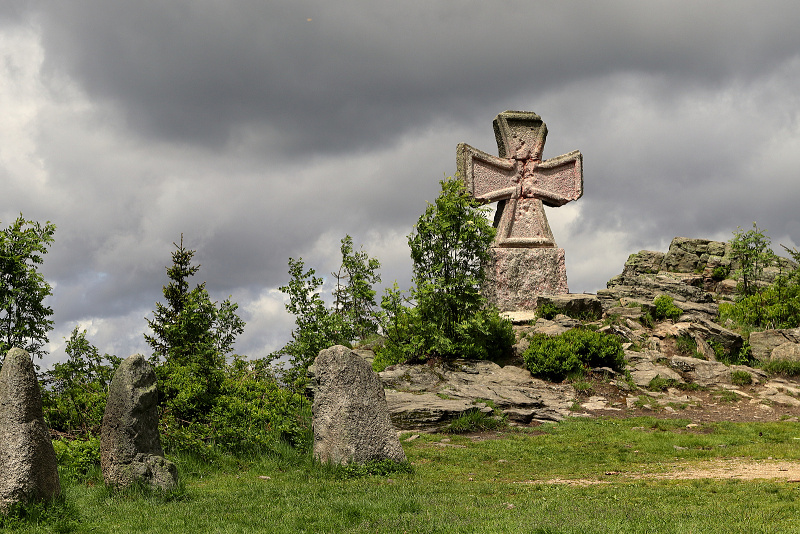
[483, 247, 569, 312]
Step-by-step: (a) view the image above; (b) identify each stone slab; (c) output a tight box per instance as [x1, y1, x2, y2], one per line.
[483, 247, 568, 311]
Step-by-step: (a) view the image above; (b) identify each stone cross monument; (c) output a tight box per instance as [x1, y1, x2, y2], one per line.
[457, 111, 583, 310]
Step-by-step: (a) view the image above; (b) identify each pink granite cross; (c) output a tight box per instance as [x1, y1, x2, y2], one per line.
[457, 111, 583, 248]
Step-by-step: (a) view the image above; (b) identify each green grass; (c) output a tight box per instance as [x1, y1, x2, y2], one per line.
[5, 418, 800, 533]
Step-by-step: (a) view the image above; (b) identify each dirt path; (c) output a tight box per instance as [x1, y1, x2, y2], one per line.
[517, 459, 800, 485]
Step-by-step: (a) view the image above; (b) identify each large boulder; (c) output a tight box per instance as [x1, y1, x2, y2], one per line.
[312, 345, 406, 465]
[101, 354, 177, 490]
[662, 237, 729, 273]
[749, 329, 800, 362]
[0, 348, 60, 513]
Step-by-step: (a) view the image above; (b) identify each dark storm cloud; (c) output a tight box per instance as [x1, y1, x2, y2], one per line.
[31, 1, 800, 155]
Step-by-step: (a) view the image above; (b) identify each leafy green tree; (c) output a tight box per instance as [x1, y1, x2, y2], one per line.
[0, 215, 56, 361]
[277, 257, 352, 385]
[145, 236, 245, 421]
[41, 328, 120, 437]
[333, 235, 381, 340]
[730, 222, 775, 297]
[276, 235, 382, 384]
[376, 175, 513, 365]
[408, 176, 496, 341]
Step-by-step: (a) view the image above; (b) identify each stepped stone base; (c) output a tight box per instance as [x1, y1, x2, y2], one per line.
[483, 247, 568, 311]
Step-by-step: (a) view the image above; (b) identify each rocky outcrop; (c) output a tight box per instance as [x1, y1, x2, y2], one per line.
[101, 354, 177, 491]
[380, 360, 575, 430]
[0, 348, 60, 513]
[312, 345, 406, 465]
[346, 236, 800, 431]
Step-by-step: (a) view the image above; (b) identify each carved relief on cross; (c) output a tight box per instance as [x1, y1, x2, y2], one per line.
[457, 111, 583, 248]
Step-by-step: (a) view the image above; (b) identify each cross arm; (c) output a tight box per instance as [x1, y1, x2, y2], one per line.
[456, 143, 517, 203]
[531, 150, 583, 207]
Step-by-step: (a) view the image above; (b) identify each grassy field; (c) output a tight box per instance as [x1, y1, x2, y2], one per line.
[5, 417, 800, 533]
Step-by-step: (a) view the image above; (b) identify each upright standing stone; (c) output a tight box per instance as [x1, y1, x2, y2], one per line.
[0, 348, 60, 513]
[101, 354, 177, 490]
[457, 111, 583, 310]
[312, 345, 406, 465]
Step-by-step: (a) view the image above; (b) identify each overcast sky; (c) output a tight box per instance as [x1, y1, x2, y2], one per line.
[3, 1, 800, 368]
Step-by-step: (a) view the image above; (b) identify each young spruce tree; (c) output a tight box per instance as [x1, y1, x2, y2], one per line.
[145, 236, 244, 421]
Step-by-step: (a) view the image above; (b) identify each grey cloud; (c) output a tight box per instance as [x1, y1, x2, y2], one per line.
[31, 2, 800, 155]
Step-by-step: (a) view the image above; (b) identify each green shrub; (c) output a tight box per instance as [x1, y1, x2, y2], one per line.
[653, 295, 682, 322]
[647, 375, 679, 392]
[730, 370, 753, 386]
[523, 328, 626, 382]
[674, 335, 697, 356]
[761, 360, 800, 377]
[716, 342, 756, 367]
[53, 437, 100, 482]
[718, 281, 800, 330]
[160, 357, 312, 457]
[711, 265, 730, 281]
[537, 302, 561, 320]
[444, 408, 504, 434]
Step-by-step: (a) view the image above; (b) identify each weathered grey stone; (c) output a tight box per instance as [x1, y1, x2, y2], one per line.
[483, 247, 568, 311]
[627, 356, 684, 388]
[749, 329, 800, 361]
[101, 354, 177, 490]
[536, 294, 602, 320]
[771, 342, 800, 362]
[598, 324, 637, 344]
[602, 272, 714, 306]
[621, 250, 665, 277]
[686, 317, 743, 356]
[662, 237, 730, 273]
[0, 348, 60, 512]
[380, 359, 574, 430]
[313, 345, 405, 465]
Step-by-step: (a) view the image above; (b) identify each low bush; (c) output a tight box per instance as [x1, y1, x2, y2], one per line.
[761, 359, 800, 377]
[674, 335, 697, 356]
[647, 375, 680, 392]
[711, 265, 730, 281]
[730, 370, 753, 386]
[537, 302, 561, 320]
[523, 328, 626, 382]
[53, 436, 100, 483]
[443, 408, 504, 434]
[653, 295, 682, 322]
[159, 357, 312, 458]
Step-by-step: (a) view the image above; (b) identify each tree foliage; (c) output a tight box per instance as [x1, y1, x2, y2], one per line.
[720, 224, 800, 331]
[277, 236, 381, 384]
[41, 328, 121, 438]
[333, 235, 381, 340]
[730, 222, 775, 297]
[145, 236, 245, 422]
[376, 176, 513, 366]
[0, 215, 56, 361]
[409, 176, 496, 337]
